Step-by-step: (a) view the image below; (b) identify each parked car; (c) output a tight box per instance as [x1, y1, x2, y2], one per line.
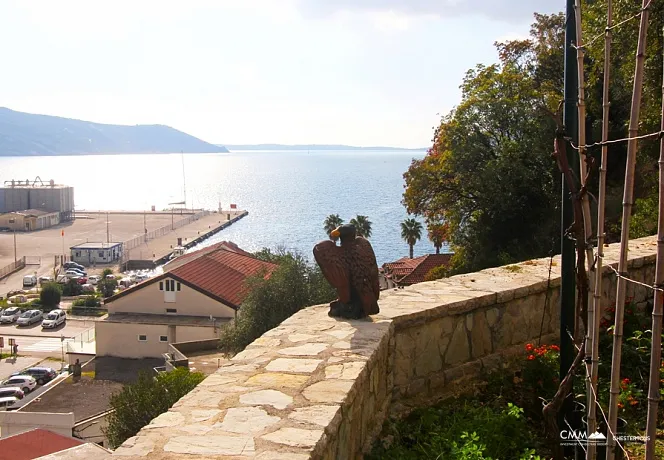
[17, 310, 43, 327]
[22, 275, 37, 288]
[63, 261, 85, 271]
[11, 367, 57, 385]
[87, 275, 101, 285]
[0, 387, 24, 399]
[0, 396, 19, 411]
[81, 284, 95, 293]
[56, 275, 68, 284]
[41, 310, 66, 329]
[1, 307, 22, 324]
[39, 276, 54, 285]
[105, 274, 116, 280]
[0, 375, 37, 393]
[65, 269, 87, 277]
[76, 277, 88, 285]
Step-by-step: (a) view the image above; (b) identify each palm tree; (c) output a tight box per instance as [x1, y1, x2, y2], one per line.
[323, 214, 344, 239]
[350, 215, 372, 238]
[427, 221, 449, 254]
[401, 218, 423, 259]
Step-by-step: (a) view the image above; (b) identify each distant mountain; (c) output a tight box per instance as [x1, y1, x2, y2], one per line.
[0, 108, 228, 156]
[220, 143, 427, 151]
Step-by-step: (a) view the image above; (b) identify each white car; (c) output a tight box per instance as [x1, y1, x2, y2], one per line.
[0, 307, 22, 324]
[81, 284, 95, 293]
[87, 275, 101, 285]
[1, 375, 36, 393]
[39, 276, 54, 285]
[41, 309, 66, 329]
[17, 310, 43, 327]
[65, 269, 86, 277]
[0, 396, 19, 411]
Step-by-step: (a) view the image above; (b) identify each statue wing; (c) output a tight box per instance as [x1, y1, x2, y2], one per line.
[350, 237, 380, 315]
[313, 240, 351, 304]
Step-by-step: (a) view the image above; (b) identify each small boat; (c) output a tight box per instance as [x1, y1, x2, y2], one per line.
[171, 246, 186, 259]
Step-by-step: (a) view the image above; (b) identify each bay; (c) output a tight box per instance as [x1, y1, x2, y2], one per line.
[0, 150, 447, 265]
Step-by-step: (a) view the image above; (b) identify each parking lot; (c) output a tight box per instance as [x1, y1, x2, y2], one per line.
[0, 358, 69, 409]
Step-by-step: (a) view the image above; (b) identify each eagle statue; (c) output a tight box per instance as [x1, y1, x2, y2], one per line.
[313, 224, 380, 319]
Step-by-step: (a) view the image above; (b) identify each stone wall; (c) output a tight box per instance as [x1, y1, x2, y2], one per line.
[112, 236, 657, 459]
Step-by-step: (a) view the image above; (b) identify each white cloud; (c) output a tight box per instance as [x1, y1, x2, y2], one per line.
[368, 10, 412, 31]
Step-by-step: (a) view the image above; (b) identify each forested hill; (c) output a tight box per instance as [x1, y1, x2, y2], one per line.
[0, 108, 228, 156]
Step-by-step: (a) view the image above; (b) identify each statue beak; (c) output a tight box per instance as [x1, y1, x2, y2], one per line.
[330, 229, 341, 239]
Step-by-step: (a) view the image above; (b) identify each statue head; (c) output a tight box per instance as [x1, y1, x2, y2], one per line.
[330, 224, 357, 243]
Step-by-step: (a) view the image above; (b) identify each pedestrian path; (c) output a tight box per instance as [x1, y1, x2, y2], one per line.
[21, 338, 70, 353]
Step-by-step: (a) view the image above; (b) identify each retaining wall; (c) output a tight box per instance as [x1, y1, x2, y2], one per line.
[112, 236, 657, 459]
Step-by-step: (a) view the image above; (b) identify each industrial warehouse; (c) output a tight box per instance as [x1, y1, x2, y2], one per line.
[0, 177, 75, 231]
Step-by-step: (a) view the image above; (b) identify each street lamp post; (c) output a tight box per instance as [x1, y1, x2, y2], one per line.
[8, 219, 16, 263]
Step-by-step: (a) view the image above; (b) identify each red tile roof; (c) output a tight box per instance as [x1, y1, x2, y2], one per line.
[382, 254, 452, 285]
[163, 241, 252, 271]
[169, 247, 277, 307]
[107, 243, 277, 309]
[0, 429, 84, 460]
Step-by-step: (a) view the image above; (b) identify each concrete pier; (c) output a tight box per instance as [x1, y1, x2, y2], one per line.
[121, 210, 248, 270]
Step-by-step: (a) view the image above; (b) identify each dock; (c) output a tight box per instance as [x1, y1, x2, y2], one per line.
[121, 210, 248, 270]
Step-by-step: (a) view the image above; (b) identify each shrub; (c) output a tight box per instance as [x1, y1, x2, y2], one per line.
[98, 279, 117, 298]
[62, 279, 82, 296]
[39, 283, 62, 307]
[102, 268, 114, 278]
[105, 368, 205, 448]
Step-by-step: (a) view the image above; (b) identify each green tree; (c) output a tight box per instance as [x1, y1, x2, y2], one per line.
[323, 214, 344, 239]
[403, 14, 563, 273]
[99, 278, 117, 298]
[349, 215, 372, 238]
[62, 279, 82, 297]
[105, 368, 205, 448]
[40, 283, 62, 307]
[401, 218, 423, 259]
[101, 268, 114, 278]
[218, 249, 336, 354]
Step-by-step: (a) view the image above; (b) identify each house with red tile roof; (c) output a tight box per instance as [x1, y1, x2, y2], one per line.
[0, 428, 109, 460]
[95, 243, 277, 359]
[381, 254, 452, 287]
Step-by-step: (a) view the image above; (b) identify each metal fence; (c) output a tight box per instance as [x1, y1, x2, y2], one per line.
[122, 210, 210, 252]
[65, 327, 96, 354]
[0, 257, 26, 280]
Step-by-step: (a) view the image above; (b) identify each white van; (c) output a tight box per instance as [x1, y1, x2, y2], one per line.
[22, 275, 37, 288]
[0, 396, 18, 411]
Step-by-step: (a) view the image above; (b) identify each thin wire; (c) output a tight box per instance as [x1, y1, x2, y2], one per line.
[563, 416, 588, 454]
[564, 330, 631, 459]
[568, 130, 664, 151]
[572, 0, 653, 51]
[607, 264, 664, 293]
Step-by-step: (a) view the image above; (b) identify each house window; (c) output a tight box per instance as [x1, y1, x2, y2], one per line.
[159, 281, 164, 291]
[98, 251, 104, 257]
[138, 335, 147, 342]
[159, 336, 168, 343]
[177, 282, 181, 291]
[166, 308, 177, 314]
[75, 251, 81, 257]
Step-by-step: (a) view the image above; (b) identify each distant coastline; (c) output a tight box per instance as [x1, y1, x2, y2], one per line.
[220, 144, 427, 152]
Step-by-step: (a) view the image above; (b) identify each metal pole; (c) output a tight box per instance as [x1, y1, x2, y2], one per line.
[560, 0, 578, 438]
[13, 229, 16, 264]
[106, 212, 109, 243]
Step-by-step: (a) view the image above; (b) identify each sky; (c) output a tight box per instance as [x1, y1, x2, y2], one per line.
[0, 0, 561, 148]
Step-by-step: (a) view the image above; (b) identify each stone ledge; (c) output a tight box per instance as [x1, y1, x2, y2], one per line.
[112, 235, 657, 459]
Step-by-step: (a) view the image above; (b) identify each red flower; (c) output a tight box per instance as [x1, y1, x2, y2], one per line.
[618, 402, 624, 409]
[630, 400, 638, 406]
[550, 345, 560, 351]
[528, 355, 535, 361]
[525, 343, 534, 352]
